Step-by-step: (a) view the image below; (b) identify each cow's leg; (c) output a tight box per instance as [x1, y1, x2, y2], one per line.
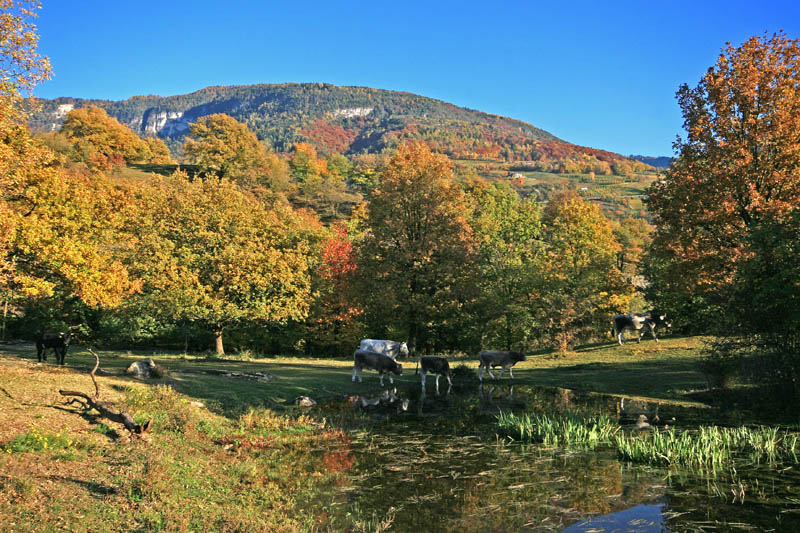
[379, 372, 385, 387]
[651, 327, 659, 342]
[58, 346, 66, 365]
[495, 367, 504, 380]
[487, 367, 497, 380]
[420, 369, 427, 392]
[388, 373, 394, 385]
[617, 330, 624, 345]
[446, 375, 453, 394]
[435, 374, 440, 395]
[36, 343, 44, 362]
[509, 366, 514, 379]
[352, 365, 358, 382]
[637, 329, 643, 343]
[478, 364, 484, 382]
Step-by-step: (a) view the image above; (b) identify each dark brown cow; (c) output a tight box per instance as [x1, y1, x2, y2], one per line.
[36, 331, 72, 365]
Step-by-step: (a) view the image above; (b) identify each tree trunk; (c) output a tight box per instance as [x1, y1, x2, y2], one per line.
[1, 295, 7, 342]
[215, 329, 225, 356]
[505, 313, 512, 351]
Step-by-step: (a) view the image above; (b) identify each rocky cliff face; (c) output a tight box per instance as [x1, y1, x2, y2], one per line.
[139, 109, 189, 136]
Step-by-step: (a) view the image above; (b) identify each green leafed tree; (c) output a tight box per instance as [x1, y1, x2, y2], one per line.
[465, 177, 543, 350]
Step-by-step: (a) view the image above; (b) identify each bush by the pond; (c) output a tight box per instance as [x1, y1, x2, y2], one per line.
[496, 411, 618, 448]
[614, 425, 800, 469]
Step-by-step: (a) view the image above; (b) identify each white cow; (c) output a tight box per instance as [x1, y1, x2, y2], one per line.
[359, 339, 410, 360]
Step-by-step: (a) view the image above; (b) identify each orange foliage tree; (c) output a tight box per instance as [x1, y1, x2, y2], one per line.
[358, 143, 478, 352]
[646, 33, 800, 328]
[305, 224, 364, 354]
[1, 1, 135, 336]
[60, 105, 162, 169]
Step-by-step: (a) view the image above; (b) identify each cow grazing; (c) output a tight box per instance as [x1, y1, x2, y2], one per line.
[359, 339, 409, 360]
[415, 356, 452, 394]
[36, 331, 72, 365]
[352, 349, 403, 386]
[613, 312, 671, 345]
[478, 350, 526, 381]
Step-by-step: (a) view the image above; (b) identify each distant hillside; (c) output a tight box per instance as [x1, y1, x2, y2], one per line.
[629, 155, 673, 169]
[31, 82, 638, 165]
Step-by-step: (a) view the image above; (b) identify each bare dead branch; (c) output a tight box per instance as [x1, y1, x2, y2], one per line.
[59, 348, 152, 439]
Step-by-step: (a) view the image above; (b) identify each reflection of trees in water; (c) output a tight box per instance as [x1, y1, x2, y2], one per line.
[324, 382, 800, 531]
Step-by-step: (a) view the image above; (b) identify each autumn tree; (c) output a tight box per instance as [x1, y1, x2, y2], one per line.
[646, 33, 800, 329]
[358, 143, 478, 352]
[534, 192, 631, 352]
[305, 224, 364, 354]
[144, 136, 175, 164]
[121, 173, 319, 355]
[60, 105, 157, 169]
[0, 0, 51, 100]
[1, 1, 136, 337]
[289, 143, 360, 218]
[183, 113, 287, 192]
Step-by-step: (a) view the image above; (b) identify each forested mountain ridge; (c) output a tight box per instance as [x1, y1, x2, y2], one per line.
[30, 82, 633, 164]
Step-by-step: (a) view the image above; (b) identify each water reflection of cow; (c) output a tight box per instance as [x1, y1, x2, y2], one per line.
[478, 383, 526, 414]
[36, 331, 72, 365]
[351, 388, 410, 413]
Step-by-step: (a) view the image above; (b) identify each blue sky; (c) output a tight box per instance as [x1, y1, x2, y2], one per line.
[32, 1, 800, 156]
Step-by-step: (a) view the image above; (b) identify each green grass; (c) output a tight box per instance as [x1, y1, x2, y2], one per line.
[0, 350, 358, 531]
[614, 426, 800, 470]
[497, 410, 619, 449]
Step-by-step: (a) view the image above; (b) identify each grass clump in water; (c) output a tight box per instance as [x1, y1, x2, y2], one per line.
[614, 425, 800, 469]
[496, 410, 618, 448]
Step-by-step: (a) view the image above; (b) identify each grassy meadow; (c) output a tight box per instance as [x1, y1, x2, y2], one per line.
[0, 335, 785, 530]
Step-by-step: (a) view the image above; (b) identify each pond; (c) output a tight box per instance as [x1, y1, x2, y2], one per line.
[315, 382, 800, 532]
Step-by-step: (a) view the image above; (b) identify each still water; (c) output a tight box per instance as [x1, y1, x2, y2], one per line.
[318, 384, 800, 532]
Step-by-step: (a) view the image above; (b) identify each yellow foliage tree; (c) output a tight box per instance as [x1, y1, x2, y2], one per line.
[121, 173, 321, 354]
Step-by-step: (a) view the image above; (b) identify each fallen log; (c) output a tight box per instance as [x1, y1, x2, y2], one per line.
[59, 349, 152, 438]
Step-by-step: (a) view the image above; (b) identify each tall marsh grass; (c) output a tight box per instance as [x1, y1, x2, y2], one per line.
[496, 411, 618, 448]
[497, 411, 800, 472]
[615, 425, 800, 469]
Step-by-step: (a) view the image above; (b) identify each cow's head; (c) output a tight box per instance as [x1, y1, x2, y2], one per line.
[393, 363, 403, 375]
[399, 342, 409, 357]
[650, 311, 671, 329]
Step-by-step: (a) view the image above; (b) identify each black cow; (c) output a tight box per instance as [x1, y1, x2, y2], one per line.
[613, 312, 671, 345]
[478, 350, 526, 381]
[352, 349, 403, 386]
[415, 356, 452, 394]
[36, 331, 72, 365]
